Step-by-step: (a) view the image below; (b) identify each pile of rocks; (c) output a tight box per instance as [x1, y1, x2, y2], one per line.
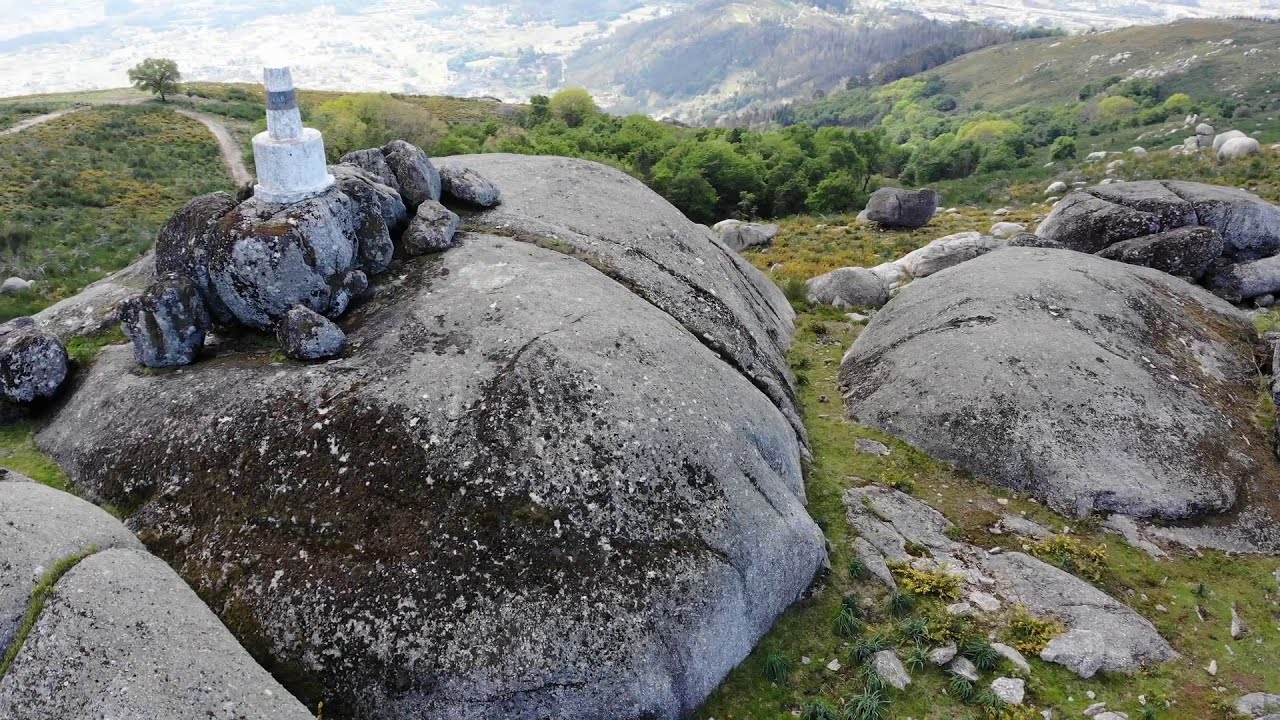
[122, 140, 501, 365]
[1169, 123, 1263, 161]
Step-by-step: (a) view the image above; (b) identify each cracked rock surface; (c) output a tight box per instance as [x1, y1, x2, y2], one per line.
[840, 247, 1280, 548]
[37, 157, 824, 720]
[845, 485, 1177, 678]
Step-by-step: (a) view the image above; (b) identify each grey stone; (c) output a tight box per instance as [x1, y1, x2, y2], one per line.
[1006, 232, 1064, 249]
[991, 677, 1025, 705]
[1037, 180, 1280, 258]
[865, 187, 939, 229]
[1096, 226, 1224, 278]
[330, 163, 409, 273]
[852, 536, 896, 589]
[1231, 604, 1249, 639]
[985, 551, 1177, 677]
[969, 590, 1001, 612]
[1210, 254, 1280, 302]
[991, 642, 1031, 674]
[1213, 130, 1249, 152]
[37, 230, 825, 716]
[0, 482, 141, 654]
[717, 221, 780, 252]
[854, 438, 891, 456]
[806, 267, 889, 309]
[327, 269, 369, 318]
[1102, 514, 1166, 559]
[929, 643, 957, 665]
[871, 650, 911, 690]
[382, 139, 441, 208]
[440, 164, 502, 207]
[897, 231, 1004, 278]
[435, 154, 804, 444]
[1237, 693, 1280, 717]
[34, 254, 155, 342]
[1046, 181, 1068, 195]
[948, 656, 979, 682]
[991, 222, 1026, 239]
[1219, 136, 1262, 161]
[403, 199, 461, 255]
[994, 515, 1051, 540]
[0, 548, 313, 720]
[154, 191, 239, 324]
[0, 277, 33, 295]
[208, 186, 380, 329]
[276, 305, 347, 361]
[340, 147, 399, 190]
[1094, 713, 1128, 720]
[119, 274, 212, 368]
[841, 248, 1262, 522]
[1084, 702, 1108, 716]
[0, 318, 67, 404]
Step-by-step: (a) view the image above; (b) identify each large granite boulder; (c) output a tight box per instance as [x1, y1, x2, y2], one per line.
[276, 305, 347, 361]
[154, 192, 239, 324]
[896, 231, 1004, 279]
[208, 188, 383, 330]
[840, 247, 1269, 522]
[0, 483, 312, 720]
[37, 156, 824, 720]
[440, 164, 503, 208]
[435, 154, 804, 441]
[1096, 226, 1224, 279]
[0, 318, 68, 404]
[1213, 129, 1248, 152]
[118, 274, 212, 368]
[402, 199, 460, 255]
[806, 267, 890, 309]
[1036, 181, 1280, 260]
[329, 163, 409, 273]
[864, 187, 939, 229]
[715, 220, 780, 252]
[1219, 136, 1262, 161]
[382, 140, 442, 208]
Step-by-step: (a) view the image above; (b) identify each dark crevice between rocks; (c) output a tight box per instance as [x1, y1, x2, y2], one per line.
[462, 219, 809, 450]
[0, 546, 99, 684]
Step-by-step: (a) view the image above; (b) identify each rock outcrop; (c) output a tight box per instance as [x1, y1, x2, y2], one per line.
[118, 274, 212, 368]
[0, 483, 313, 720]
[1095, 226, 1224, 279]
[806, 267, 889, 309]
[440, 164, 503, 207]
[0, 318, 68, 405]
[154, 192, 240, 324]
[34, 253, 155, 342]
[715, 220, 781, 252]
[840, 247, 1270, 523]
[864, 188, 939, 229]
[37, 155, 824, 720]
[845, 485, 1177, 678]
[1219, 136, 1262, 161]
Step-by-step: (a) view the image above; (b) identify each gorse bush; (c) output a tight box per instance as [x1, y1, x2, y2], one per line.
[1004, 606, 1063, 655]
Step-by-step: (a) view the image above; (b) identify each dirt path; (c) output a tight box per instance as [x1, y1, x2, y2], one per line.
[0, 108, 83, 136]
[1, 101, 252, 187]
[172, 108, 253, 187]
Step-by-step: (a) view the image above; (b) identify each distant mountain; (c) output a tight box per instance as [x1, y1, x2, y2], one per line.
[1, 0, 1277, 121]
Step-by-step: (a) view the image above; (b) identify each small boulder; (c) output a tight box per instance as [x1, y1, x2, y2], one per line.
[897, 231, 1003, 278]
[929, 644, 958, 665]
[1213, 129, 1248, 152]
[991, 222, 1026, 239]
[440, 165, 502, 208]
[806, 267, 889, 308]
[1086, 151, 1109, 162]
[717, 221, 780, 252]
[1095, 226, 1225, 279]
[991, 642, 1031, 674]
[1219, 136, 1262, 161]
[0, 318, 68, 404]
[871, 650, 911, 690]
[1129, 146, 1148, 157]
[855, 438, 891, 456]
[276, 305, 347, 361]
[403, 200, 461, 256]
[118, 274, 212, 368]
[1197, 123, 1216, 147]
[1046, 181, 1068, 195]
[0, 278, 33, 295]
[1209, 254, 1280, 302]
[991, 677, 1025, 706]
[382, 140, 442, 208]
[1236, 693, 1280, 717]
[339, 147, 399, 190]
[864, 188, 939, 229]
[948, 656, 979, 682]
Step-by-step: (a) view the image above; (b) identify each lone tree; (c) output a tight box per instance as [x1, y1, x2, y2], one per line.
[128, 58, 181, 102]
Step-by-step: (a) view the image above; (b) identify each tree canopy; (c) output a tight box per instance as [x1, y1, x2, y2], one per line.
[127, 58, 181, 102]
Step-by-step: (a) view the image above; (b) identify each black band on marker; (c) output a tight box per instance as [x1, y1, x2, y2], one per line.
[266, 90, 297, 111]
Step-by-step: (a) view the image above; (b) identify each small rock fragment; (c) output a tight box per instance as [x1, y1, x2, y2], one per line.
[948, 656, 979, 682]
[872, 650, 911, 690]
[930, 643, 958, 666]
[276, 305, 347, 361]
[854, 438, 891, 456]
[991, 677, 1025, 706]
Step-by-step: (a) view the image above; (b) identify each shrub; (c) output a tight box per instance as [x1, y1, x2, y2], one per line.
[948, 675, 977, 703]
[764, 650, 793, 684]
[893, 565, 963, 599]
[1004, 606, 1063, 655]
[848, 557, 869, 581]
[850, 635, 890, 665]
[1049, 136, 1077, 160]
[898, 617, 930, 644]
[1028, 535, 1107, 582]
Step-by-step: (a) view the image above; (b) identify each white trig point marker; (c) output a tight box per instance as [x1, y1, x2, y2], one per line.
[251, 67, 334, 204]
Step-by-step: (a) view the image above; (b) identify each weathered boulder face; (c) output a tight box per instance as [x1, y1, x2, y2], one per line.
[402, 199, 461, 256]
[0, 483, 313, 720]
[440, 164, 503, 208]
[382, 139, 442, 208]
[435, 154, 803, 440]
[1213, 129, 1248, 152]
[1219, 136, 1262, 161]
[1096, 226, 1225, 279]
[154, 192, 239, 323]
[896, 231, 1003, 279]
[716, 220, 780, 252]
[329, 163, 409, 273]
[38, 159, 824, 720]
[276, 305, 347, 361]
[806, 267, 889, 309]
[340, 147, 398, 189]
[0, 319, 68, 404]
[208, 189, 379, 330]
[841, 248, 1270, 521]
[118, 274, 212, 368]
[864, 187, 939, 229]
[33, 253, 155, 342]
[1036, 181, 1280, 268]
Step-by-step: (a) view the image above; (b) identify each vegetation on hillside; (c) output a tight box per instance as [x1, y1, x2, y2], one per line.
[0, 104, 229, 320]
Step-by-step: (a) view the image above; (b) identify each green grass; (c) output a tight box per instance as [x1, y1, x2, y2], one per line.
[65, 326, 128, 367]
[695, 276, 1280, 720]
[0, 422, 72, 492]
[0, 546, 97, 682]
